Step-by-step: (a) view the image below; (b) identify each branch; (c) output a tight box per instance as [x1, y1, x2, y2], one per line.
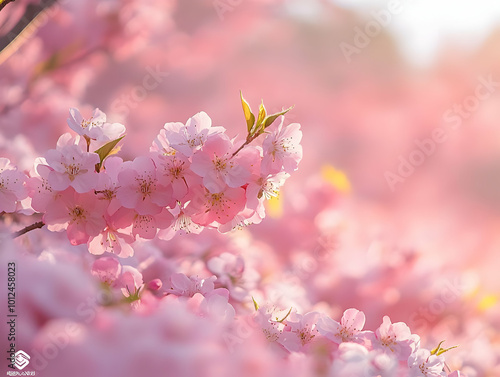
[0, 0, 16, 13]
[0, 0, 59, 63]
[13, 221, 45, 238]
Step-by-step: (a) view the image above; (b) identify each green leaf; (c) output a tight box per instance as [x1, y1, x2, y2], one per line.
[255, 100, 267, 131]
[431, 340, 459, 356]
[252, 296, 259, 311]
[261, 106, 294, 130]
[240, 91, 255, 133]
[94, 136, 125, 171]
[430, 340, 445, 355]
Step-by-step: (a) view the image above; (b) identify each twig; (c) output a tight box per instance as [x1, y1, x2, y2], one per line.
[0, 0, 16, 13]
[13, 221, 45, 238]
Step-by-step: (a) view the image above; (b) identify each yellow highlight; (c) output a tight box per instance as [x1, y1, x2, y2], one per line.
[321, 165, 351, 193]
[266, 194, 283, 218]
[478, 295, 498, 312]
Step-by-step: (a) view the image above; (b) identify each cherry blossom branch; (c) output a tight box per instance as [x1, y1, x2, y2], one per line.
[231, 134, 255, 158]
[13, 221, 45, 238]
[0, 0, 16, 13]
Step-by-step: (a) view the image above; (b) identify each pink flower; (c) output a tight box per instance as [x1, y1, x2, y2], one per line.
[94, 156, 123, 215]
[150, 128, 179, 156]
[67, 107, 125, 142]
[91, 257, 122, 284]
[168, 273, 217, 297]
[114, 265, 144, 298]
[0, 157, 27, 213]
[153, 152, 201, 201]
[261, 117, 302, 175]
[281, 311, 319, 352]
[157, 207, 202, 240]
[43, 188, 107, 245]
[190, 133, 251, 193]
[408, 348, 447, 377]
[206, 252, 259, 301]
[369, 316, 420, 360]
[196, 290, 235, 324]
[254, 307, 285, 345]
[44, 138, 99, 193]
[116, 156, 173, 215]
[187, 185, 246, 226]
[26, 158, 57, 213]
[317, 308, 367, 344]
[132, 207, 173, 239]
[246, 172, 289, 219]
[87, 207, 135, 257]
[330, 343, 398, 376]
[163, 111, 225, 157]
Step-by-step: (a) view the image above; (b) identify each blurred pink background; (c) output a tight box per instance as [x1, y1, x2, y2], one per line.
[1, 0, 500, 375]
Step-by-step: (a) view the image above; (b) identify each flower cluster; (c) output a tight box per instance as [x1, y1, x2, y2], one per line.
[9, 96, 302, 258]
[2, 97, 464, 377]
[251, 306, 459, 377]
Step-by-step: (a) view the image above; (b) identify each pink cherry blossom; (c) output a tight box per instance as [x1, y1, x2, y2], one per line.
[317, 308, 367, 344]
[261, 117, 303, 175]
[169, 273, 217, 297]
[116, 156, 173, 215]
[190, 133, 251, 193]
[408, 348, 447, 377]
[246, 172, 289, 219]
[281, 311, 319, 352]
[43, 188, 107, 245]
[67, 107, 125, 143]
[329, 342, 398, 377]
[206, 251, 259, 301]
[91, 257, 122, 284]
[44, 141, 99, 193]
[0, 157, 27, 213]
[94, 156, 124, 215]
[26, 157, 61, 213]
[152, 151, 201, 201]
[158, 207, 202, 240]
[87, 207, 135, 257]
[217, 208, 263, 233]
[147, 278, 163, 291]
[164, 111, 225, 157]
[187, 185, 246, 226]
[114, 265, 144, 298]
[370, 315, 420, 360]
[132, 207, 173, 239]
[254, 307, 285, 346]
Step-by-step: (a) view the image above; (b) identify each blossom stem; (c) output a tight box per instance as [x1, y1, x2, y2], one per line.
[13, 221, 45, 238]
[231, 134, 257, 158]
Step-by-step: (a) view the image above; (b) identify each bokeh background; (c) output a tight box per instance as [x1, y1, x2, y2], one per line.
[1, 0, 500, 375]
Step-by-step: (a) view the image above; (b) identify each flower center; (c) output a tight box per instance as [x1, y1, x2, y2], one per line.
[213, 157, 227, 172]
[70, 206, 86, 222]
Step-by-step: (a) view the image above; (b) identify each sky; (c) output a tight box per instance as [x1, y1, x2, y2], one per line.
[332, 0, 500, 66]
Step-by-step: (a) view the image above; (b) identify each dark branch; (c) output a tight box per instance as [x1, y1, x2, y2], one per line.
[0, 0, 59, 57]
[13, 221, 45, 238]
[0, 0, 16, 13]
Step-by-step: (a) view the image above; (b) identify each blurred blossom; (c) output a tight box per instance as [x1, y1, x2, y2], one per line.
[1, 0, 500, 376]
